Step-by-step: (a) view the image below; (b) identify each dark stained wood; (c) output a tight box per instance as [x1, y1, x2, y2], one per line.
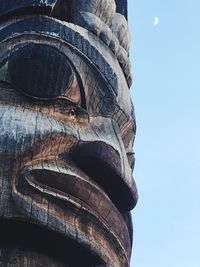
[0, 248, 67, 267]
[8, 44, 74, 99]
[0, 219, 102, 266]
[0, 0, 56, 20]
[115, 0, 128, 19]
[0, 0, 137, 266]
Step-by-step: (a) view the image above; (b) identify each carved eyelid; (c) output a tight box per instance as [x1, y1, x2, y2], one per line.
[62, 70, 83, 106]
[6, 43, 83, 105]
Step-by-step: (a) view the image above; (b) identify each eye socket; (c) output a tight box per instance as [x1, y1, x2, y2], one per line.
[7, 44, 78, 100]
[69, 108, 76, 117]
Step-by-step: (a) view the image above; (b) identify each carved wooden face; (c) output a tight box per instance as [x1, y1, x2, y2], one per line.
[0, 1, 137, 266]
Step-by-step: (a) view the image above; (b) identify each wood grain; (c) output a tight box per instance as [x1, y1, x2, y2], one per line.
[0, 1, 136, 266]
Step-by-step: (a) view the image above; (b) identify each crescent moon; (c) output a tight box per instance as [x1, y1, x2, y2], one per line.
[154, 17, 159, 25]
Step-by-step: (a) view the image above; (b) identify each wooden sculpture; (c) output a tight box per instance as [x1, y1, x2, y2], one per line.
[0, 0, 137, 266]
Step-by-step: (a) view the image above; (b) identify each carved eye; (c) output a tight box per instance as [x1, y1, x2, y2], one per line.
[69, 108, 76, 117]
[7, 44, 79, 100]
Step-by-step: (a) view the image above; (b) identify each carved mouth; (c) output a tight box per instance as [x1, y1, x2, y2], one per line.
[24, 161, 127, 229]
[19, 160, 132, 264]
[22, 155, 134, 245]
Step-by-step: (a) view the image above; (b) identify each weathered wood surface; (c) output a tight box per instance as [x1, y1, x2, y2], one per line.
[0, 0, 137, 266]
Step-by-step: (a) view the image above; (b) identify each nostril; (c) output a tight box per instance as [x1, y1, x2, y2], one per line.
[71, 141, 136, 212]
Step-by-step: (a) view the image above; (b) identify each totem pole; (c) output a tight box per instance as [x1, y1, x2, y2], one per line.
[0, 0, 137, 266]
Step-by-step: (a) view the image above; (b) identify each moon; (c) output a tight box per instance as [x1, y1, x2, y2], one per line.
[154, 17, 159, 26]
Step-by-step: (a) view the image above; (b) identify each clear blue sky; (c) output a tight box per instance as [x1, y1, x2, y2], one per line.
[129, 1, 200, 267]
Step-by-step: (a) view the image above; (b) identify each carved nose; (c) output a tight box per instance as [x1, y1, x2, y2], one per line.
[72, 141, 137, 212]
[7, 44, 74, 99]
